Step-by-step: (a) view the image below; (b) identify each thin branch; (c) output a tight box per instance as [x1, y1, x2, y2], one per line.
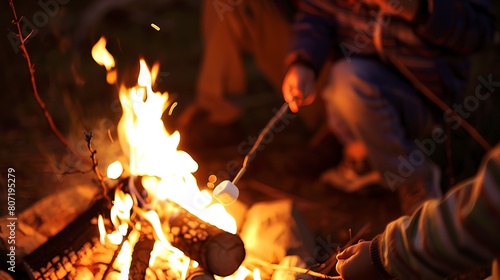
[102, 228, 132, 279]
[340, 223, 371, 251]
[245, 256, 342, 279]
[85, 131, 110, 202]
[388, 54, 492, 151]
[60, 168, 93, 175]
[314, 223, 372, 276]
[8, 0, 91, 166]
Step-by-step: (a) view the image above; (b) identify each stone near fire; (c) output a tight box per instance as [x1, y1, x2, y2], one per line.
[212, 180, 239, 205]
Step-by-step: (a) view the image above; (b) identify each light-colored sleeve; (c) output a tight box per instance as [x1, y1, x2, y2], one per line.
[375, 145, 500, 279]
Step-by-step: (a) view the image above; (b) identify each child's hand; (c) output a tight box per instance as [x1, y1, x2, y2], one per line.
[282, 64, 316, 113]
[336, 241, 385, 280]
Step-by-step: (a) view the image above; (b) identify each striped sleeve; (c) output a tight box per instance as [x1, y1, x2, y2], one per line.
[375, 145, 500, 279]
[413, 0, 495, 55]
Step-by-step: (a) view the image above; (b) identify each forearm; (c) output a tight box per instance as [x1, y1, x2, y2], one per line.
[375, 146, 500, 279]
[286, 0, 336, 74]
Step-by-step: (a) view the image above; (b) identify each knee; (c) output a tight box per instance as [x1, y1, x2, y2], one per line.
[322, 58, 380, 113]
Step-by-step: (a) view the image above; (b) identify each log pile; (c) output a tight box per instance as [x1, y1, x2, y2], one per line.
[0, 184, 99, 261]
[2, 181, 321, 280]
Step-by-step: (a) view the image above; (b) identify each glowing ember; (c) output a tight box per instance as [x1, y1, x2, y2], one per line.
[151, 23, 161, 31]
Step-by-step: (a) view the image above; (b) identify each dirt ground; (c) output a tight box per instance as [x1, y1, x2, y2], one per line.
[1, 1, 500, 278]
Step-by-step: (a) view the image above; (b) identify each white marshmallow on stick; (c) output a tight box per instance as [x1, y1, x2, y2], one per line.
[213, 180, 240, 206]
[212, 102, 290, 206]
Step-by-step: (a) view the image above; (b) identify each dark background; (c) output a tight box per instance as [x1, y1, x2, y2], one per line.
[1, 0, 500, 263]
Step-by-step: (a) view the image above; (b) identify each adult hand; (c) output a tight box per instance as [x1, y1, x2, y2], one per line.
[282, 64, 316, 113]
[336, 241, 385, 280]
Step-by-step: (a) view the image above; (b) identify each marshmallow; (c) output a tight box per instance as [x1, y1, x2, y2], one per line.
[213, 180, 239, 206]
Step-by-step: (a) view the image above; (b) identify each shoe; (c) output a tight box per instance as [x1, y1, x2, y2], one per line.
[320, 157, 383, 193]
[320, 141, 384, 193]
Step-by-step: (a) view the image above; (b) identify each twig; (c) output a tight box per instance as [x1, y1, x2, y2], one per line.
[245, 256, 342, 279]
[60, 168, 93, 175]
[102, 228, 132, 279]
[85, 131, 110, 202]
[388, 54, 492, 152]
[340, 223, 371, 251]
[314, 223, 372, 276]
[8, 0, 91, 166]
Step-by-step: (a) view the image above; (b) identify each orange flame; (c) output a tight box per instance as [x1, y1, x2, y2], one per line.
[93, 37, 242, 278]
[91, 36, 117, 84]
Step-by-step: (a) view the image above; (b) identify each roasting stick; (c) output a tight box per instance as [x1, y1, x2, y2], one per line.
[234, 102, 290, 184]
[213, 102, 290, 205]
[245, 256, 342, 280]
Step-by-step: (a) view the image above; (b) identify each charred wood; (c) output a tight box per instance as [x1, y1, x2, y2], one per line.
[167, 204, 245, 277]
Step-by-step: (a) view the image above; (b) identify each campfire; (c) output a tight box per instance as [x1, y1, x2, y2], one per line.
[89, 37, 247, 279]
[17, 36, 334, 280]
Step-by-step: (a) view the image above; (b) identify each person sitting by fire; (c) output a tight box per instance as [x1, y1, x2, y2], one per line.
[281, 0, 495, 214]
[177, 0, 330, 149]
[335, 143, 500, 279]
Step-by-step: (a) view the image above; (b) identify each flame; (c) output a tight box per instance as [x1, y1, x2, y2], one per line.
[233, 267, 251, 280]
[116, 58, 236, 232]
[91, 36, 114, 70]
[116, 241, 131, 279]
[91, 36, 117, 84]
[253, 268, 262, 280]
[110, 189, 133, 235]
[93, 37, 242, 278]
[107, 160, 124, 179]
[98, 215, 106, 245]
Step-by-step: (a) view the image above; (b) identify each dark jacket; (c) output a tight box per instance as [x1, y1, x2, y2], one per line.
[286, 0, 495, 101]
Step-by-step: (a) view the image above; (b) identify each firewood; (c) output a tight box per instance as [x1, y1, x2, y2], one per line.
[9, 186, 99, 268]
[186, 267, 215, 280]
[0, 218, 47, 260]
[19, 184, 99, 237]
[128, 232, 155, 280]
[167, 204, 245, 277]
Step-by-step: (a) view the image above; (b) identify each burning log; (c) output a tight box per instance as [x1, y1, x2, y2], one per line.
[186, 267, 215, 280]
[128, 229, 155, 280]
[167, 205, 246, 277]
